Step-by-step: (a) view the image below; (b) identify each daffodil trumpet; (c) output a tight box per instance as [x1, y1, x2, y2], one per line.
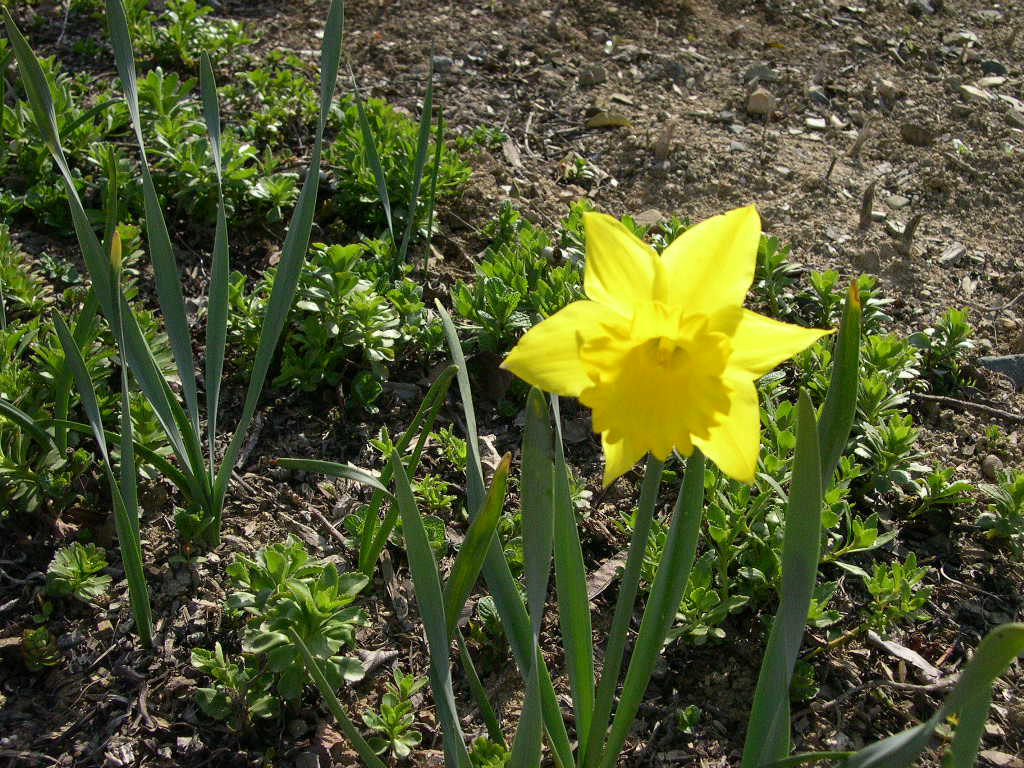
[502, 206, 831, 486]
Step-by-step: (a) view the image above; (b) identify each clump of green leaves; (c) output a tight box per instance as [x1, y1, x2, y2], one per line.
[0, 231, 171, 517]
[854, 414, 929, 495]
[45, 542, 111, 602]
[454, 124, 508, 153]
[326, 94, 470, 237]
[909, 308, 974, 393]
[754, 234, 801, 319]
[361, 668, 427, 759]
[228, 241, 442, 407]
[978, 469, 1024, 555]
[21, 626, 61, 671]
[864, 552, 933, 634]
[190, 642, 280, 731]
[452, 203, 583, 352]
[431, 424, 468, 472]
[126, 0, 251, 68]
[192, 538, 368, 729]
[469, 737, 510, 768]
[223, 51, 320, 144]
[222, 537, 368, 702]
[912, 465, 973, 517]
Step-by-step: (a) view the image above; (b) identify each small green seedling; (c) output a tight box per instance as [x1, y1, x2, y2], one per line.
[362, 668, 427, 759]
[22, 626, 61, 671]
[864, 552, 933, 634]
[978, 469, 1024, 555]
[191, 642, 280, 731]
[45, 542, 111, 602]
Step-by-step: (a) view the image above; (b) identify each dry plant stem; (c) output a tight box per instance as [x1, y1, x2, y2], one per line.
[850, 119, 872, 165]
[913, 392, 1024, 424]
[0, 750, 59, 765]
[311, 509, 348, 548]
[859, 180, 877, 230]
[823, 153, 838, 185]
[900, 213, 924, 255]
[803, 624, 864, 661]
[794, 675, 958, 721]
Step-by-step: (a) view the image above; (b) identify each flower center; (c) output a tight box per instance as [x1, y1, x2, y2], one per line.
[577, 304, 734, 460]
[655, 336, 680, 366]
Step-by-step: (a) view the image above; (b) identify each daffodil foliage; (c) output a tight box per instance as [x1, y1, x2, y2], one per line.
[502, 206, 830, 486]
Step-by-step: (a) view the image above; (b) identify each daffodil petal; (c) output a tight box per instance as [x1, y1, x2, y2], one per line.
[501, 300, 622, 397]
[658, 205, 761, 315]
[583, 212, 659, 314]
[728, 309, 832, 377]
[693, 374, 760, 484]
[601, 432, 647, 487]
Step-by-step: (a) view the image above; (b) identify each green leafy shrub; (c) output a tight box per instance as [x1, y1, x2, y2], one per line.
[191, 642, 281, 731]
[864, 552, 933, 634]
[219, 537, 368, 703]
[0, 52, 129, 228]
[228, 241, 442, 406]
[325, 95, 470, 237]
[908, 307, 975, 393]
[21, 626, 61, 671]
[452, 203, 583, 352]
[0, 232, 172, 517]
[125, 0, 251, 68]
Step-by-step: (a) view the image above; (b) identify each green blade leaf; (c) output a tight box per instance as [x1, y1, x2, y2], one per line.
[551, 395, 595, 748]
[437, 301, 574, 768]
[351, 70, 393, 244]
[443, 453, 510, 640]
[741, 391, 822, 767]
[213, 0, 346, 524]
[275, 458, 390, 496]
[200, 51, 230, 472]
[106, 0, 201, 438]
[52, 315, 153, 647]
[584, 454, 663, 768]
[360, 365, 457, 574]
[521, 387, 554, 639]
[390, 452, 472, 768]
[817, 281, 861, 489]
[509, 389, 554, 768]
[422, 108, 444, 274]
[598, 451, 706, 768]
[286, 629, 388, 768]
[456, 631, 505, 745]
[0, 398, 56, 448]
[398, 58, 434, 262]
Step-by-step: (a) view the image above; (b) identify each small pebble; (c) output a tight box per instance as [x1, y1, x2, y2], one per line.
[746, 87, 776, 116]
[980, 60, 1008, 76]
[981, 454, 1004, 481]
[959, 84, 993, 103]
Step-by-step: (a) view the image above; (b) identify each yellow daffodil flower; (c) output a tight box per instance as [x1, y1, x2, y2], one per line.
[501, 206, 831, 486]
